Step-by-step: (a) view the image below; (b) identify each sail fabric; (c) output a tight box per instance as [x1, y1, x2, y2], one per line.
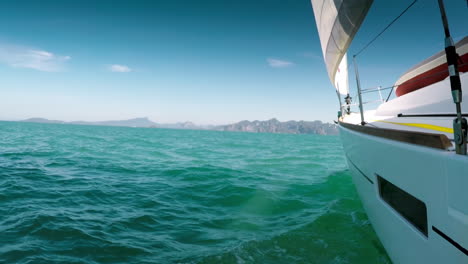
[334, 53, 349, 95]
[311, 0, 373, 91]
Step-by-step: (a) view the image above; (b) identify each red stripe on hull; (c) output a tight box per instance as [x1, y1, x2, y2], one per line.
[396, 53, 468, 97]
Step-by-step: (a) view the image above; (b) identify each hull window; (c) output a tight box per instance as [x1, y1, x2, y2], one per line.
[377, 175, 428, 236]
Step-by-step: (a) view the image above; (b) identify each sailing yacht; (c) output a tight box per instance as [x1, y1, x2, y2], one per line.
[311, 0, 467, 263]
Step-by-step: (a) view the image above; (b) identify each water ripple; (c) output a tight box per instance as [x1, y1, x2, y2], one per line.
[0, 121, 389, 263]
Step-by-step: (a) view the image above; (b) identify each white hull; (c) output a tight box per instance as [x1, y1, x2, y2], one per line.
[309, 1, 468, 260]
[339, 125, 468, 263]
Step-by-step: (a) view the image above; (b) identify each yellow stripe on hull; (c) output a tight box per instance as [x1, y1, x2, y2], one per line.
[376, 120, 454, 134]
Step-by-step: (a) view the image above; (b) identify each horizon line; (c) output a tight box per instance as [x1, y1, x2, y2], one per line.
[3, 116, 334, 126]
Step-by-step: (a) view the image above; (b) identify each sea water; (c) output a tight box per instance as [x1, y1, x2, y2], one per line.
[0, 121, 390, 263]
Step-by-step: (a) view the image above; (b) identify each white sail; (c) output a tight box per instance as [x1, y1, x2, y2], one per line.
[335, 53, 349, 95]
[311, 0, 373, 91]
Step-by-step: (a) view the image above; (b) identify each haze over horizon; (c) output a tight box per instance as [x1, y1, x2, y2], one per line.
[0, 0, 466, 124]
[16, 116, 334, 126]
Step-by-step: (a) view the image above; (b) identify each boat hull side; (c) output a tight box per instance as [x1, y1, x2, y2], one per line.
[339, 125, 468, 263]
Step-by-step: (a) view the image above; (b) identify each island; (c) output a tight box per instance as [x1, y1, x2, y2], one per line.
[20, 117, 338, 135]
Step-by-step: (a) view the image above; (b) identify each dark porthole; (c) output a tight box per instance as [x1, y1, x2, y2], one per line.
[377, 175, 428, 237]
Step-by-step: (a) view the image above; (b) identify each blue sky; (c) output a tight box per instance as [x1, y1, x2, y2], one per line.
[0, 0, 466, 124]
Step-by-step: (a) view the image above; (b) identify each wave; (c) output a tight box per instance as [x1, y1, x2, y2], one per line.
[0, 122, 389, 263]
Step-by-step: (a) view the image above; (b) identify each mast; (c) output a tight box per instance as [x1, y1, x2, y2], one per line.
[353, 56, 365, 126]
[437, 0, 467, 155]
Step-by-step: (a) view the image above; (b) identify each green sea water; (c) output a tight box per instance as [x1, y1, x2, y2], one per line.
[0, 121, 390, 264]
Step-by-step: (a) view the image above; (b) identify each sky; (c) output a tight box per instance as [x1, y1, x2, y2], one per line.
[0, 0, 466, 125]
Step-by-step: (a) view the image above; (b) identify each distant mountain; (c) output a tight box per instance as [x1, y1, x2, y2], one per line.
[70, 117, 157, 127]
[156, 121, 199, 129]
[21, 117, 157, 127]
[216, 118, 338, 135]
[20, 117, 338, 135]
[22, 118, 65, 124]
[20, 117, 208, 130]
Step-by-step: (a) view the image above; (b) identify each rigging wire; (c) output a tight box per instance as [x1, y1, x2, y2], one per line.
[343, 0, 419, 94]
[353, 0, 419, 57]
[343, 0, 419, 106]
[385, 87, 394, 102]
[361, 61, 468, 102]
